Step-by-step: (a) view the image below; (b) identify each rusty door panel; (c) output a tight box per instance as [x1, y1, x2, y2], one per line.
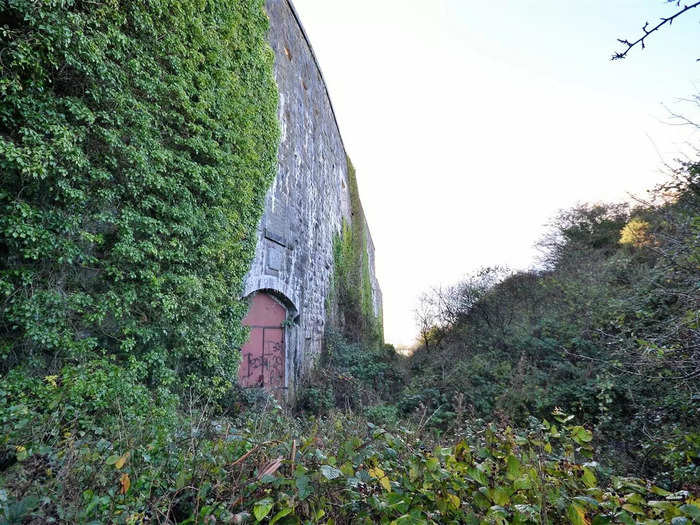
[262, 328, 285, 387]
[239, 293, 286, 389]
[240, 321, 265, 387]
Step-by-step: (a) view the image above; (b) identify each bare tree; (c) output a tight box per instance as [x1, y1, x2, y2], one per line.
[414, 286, 451, 352]
[414, 267, 512, 351]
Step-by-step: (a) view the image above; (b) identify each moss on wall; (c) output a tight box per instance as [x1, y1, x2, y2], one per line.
[328, 157, 382, 347]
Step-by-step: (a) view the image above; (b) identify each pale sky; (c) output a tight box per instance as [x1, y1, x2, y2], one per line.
[291, 0, 699, 347]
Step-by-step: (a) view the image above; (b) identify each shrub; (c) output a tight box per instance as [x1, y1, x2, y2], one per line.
[296, 384, 335, 416]
[296, 330, 404, 416]
[363, 404, 399, 426]
[619, 218, 653, 247]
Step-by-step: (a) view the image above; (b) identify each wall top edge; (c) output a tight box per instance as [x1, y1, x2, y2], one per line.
[282, 0, 347, 156]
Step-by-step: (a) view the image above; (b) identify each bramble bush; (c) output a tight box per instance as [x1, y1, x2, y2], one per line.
[2, 387, 699, 524]
[297, 330, 404, 415]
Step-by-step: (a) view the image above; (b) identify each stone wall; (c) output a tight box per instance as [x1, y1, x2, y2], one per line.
[243, 0, 382, 400]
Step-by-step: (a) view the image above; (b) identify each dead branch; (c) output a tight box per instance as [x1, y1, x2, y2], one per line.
[612, 1, 700, 60]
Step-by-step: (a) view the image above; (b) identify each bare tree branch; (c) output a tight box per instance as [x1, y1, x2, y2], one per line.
[662, 104, 700, 127]
[661, 93, 700, 128]
[611, 1, 700, 61]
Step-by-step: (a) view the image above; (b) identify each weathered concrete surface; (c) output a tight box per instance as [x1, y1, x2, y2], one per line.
[243, 0, 382, 400]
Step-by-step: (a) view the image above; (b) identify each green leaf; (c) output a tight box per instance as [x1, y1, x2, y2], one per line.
[15, 447, 29, 462]
[671, 518, 690, 525]
[514, 504, 537, 519]
[269, 507, 293, 525]
[320, 465, 343, 480]
[582, 467, 597, 488]
[473, 490, 491, 510]
[651, 486, 672, 497]
[648, 500, 678, 512]
[492, 487, 512, 506]
[506, 455, 521, 480]
[616, 511, 636, 525]
[514, 476, 532, 490]
[425, 457, 440, 472]
[621, 504, 645, 516]
[253, 498, 274, 522]
[455, 440, 472, 463]
[467, 466, 488, 485]
[680, 504, 700, 522]
[567, 502, 588, 525]
[573, 496, 600, 509]
[8, 496, 40, 521]
[296, 475, 312, 500]
[175, 469, 188, 491]
[572, 426, 593, 443]
[626, 493, 644, 505]
[340, 462, 354, 477]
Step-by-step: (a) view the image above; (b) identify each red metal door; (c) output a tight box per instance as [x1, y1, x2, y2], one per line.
[239, 293, 286, 389]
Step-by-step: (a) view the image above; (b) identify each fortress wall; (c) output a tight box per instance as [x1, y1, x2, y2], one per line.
[243, 0, 382, 399]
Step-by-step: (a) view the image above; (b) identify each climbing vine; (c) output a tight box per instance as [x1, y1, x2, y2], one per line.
[329, 158, 382, 346]
[0, 0, 279, 397]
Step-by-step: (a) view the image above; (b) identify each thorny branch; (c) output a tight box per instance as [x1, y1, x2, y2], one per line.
[611, 0, 700, 60]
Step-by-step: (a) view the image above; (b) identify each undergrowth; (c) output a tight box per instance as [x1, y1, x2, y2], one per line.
[2, 370, 699, 524]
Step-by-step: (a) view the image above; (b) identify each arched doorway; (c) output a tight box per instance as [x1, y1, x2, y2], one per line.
[239, 292, 286, 389]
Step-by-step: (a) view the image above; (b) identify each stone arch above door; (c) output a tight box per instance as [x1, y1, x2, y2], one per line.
[243, 276, 299, 318]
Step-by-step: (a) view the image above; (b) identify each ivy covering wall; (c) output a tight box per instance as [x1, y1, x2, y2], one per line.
[329, 158, 383, 346]
[0, 0, 279, 396]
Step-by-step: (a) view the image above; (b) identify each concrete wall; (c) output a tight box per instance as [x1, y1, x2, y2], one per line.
[243, 0, 382, 400]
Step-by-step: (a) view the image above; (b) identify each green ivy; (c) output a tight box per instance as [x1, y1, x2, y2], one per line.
[329, 157, 382, 346]
[0, 0, 279, 396]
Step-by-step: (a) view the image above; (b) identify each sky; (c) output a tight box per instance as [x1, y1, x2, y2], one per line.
[290, 0, 699, 347]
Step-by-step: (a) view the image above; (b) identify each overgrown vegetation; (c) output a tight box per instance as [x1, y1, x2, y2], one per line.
[3, 370, 699, 523]
[1, 0, 698, 522]
[407, 162, 700, 490]
[0, 0, 279, 397]
[297, 330, 403, 418]
[327, 158, 383, 348]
